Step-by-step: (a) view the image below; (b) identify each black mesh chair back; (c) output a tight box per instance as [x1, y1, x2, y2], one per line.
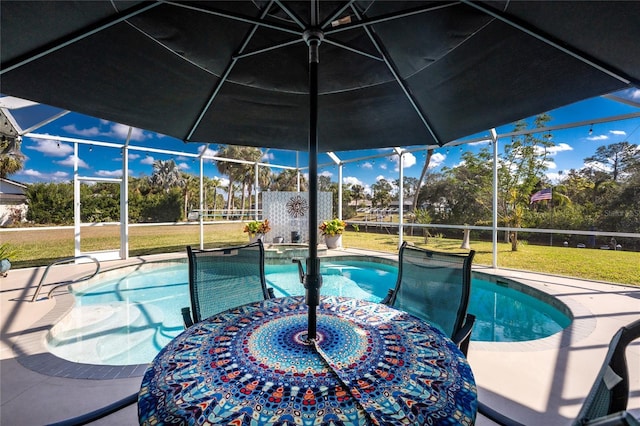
[384, 242, 475, 354]
[573, 318, 640, 425]
[184, 241, 272, 326]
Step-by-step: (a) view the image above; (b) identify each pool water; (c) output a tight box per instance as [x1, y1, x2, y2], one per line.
[47, 260, 570, 365]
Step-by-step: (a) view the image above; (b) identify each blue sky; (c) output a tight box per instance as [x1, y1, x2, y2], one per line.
[4, 87, 640, 196]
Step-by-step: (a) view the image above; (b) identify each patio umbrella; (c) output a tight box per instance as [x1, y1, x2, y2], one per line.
[2, 1, 639, 338]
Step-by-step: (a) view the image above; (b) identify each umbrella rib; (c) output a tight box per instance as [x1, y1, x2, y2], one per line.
[233, 38, 303, 60]
[320, 0, 357, 30]
[164, 1, 302, 37]
[186, 1, 278, 141]
[0, 2, 162, 75]
[274, 0, 306, 30]
[461, 0, 637, 87]
[324, 2, 460, 36]
[322, 38, 383, 62]
[349, 6, 442, 145]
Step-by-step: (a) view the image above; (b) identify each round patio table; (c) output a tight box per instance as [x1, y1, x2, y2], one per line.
[138, 296, 477, 425]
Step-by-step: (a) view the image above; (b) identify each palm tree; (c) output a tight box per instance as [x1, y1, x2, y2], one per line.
[206, 177, 222, 216]
[0, 136, 25, 178]
[216, 146, 264, 216]
[181, 173, 199, 220]
[270, 169, 307, 191]
[351, 184, 365, 208]
[149, 159, 184, 193]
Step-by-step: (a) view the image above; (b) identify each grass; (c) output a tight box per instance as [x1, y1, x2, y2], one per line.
[2, 224, 638, 286]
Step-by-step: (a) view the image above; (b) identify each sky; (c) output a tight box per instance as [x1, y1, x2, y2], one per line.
[3, 87, 640, 196]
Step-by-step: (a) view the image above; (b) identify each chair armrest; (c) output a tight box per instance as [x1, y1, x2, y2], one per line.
[584, 411, 640, 426]
[380, 289, 395, 305]
[478, 401, 525, 426]
[181, 307, 194, 328]
[267, 287, 275, 299]
[452, 313, 475, 356]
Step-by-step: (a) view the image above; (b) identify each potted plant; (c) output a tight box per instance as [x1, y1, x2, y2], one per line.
[243, 219, 271, 243]
[319, 218, 346, 249]
[0, 243, 17, 277]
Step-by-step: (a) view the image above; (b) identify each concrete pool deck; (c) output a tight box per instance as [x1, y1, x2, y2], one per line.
[1, 248, 638, 425]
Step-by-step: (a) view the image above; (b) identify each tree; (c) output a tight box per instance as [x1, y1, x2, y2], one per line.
[26, 182, 74, 224]
[216, 146, 263, 214]
[181, 173, 199, 220]
[584, 141, 639, 182]
[412, 148, 434, 211]
[371, 179, 393, 208]
[318, 175, 332, 192]
[270, 169, 307, 191]
[205, 177, 222, 213]
[0, 136, 25, 178]
[351, 184, 365, 208]
[149, 159, 184, 193]
[429, 148, 493, 225]
[498, 114, 554, 247]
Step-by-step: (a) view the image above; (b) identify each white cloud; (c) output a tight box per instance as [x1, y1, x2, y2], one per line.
[56, 155, 89, 168]
[320, 170, 333, 178]
[543, 143, 573, 155]
[468, 140, 491, 146]
[62, 124, 101, 137]
[111, 123, 149, 141]
[262, 152, 275, 161]
[428, 152, 446, 169]
[20, 169, 70, 181]
[128, 153, 140, 160]
[141, 156, 155, 165]
[584, 160, 612, 173]
[177, 162, 190, 170]
[198, 145, 218, 158]
[626, 88, 640, 100]
[379, 163, 387, 170]
[25, 138, 73, 157]
[546, 172, 563, 183]
[62, 121, 151, 141]
[375, 175, 386, 181]
[21, 169, 45, 177]
[587, 135, 608, 141]
[361, 162, 373, 169]
[391, 152, 417, 171]
[610, 130, 626, 136]
[343, 176, 364, 187]
[96, 169, 123, 178]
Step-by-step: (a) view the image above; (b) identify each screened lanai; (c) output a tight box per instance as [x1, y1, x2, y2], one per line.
[1, 93, 639, 274]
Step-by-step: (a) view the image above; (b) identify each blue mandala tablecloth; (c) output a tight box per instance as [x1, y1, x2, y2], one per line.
[138, 296, 477, 425]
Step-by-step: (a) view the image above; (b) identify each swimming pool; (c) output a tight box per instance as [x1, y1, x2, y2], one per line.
[47, 258, 571, 365]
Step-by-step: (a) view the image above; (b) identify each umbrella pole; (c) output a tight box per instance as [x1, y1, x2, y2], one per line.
[304, 28, 324, 340]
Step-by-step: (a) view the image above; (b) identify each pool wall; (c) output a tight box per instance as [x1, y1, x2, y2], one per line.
[16, 251, 590, 378]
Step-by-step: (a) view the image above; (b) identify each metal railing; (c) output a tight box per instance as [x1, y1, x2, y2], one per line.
[31, 255, 101, 302]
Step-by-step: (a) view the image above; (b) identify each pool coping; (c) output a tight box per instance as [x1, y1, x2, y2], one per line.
[13, 254, 597, 379]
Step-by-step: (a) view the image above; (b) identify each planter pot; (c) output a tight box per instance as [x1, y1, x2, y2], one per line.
[324, 234, 342, 249]
[249, 233, 264, 243]
[0, 258, 10, 277]
[273, 236, 284, 244]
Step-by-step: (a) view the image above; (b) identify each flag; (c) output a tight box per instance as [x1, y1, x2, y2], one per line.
[530, 188, 552, 203]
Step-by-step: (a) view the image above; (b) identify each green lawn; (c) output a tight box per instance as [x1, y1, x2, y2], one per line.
[3, 224, 638, 286]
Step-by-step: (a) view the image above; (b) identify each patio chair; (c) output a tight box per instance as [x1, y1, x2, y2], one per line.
[382, 242, 476, 355]
[182, 241, 274, 327]
[573, 318, 640, 425]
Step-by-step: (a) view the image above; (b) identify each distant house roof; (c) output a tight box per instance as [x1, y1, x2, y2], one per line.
[0, 178, 27, 196]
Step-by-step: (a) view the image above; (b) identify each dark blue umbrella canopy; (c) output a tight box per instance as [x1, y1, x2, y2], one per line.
[2, 1, 639, 152]
[2, 0, 639, 337]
